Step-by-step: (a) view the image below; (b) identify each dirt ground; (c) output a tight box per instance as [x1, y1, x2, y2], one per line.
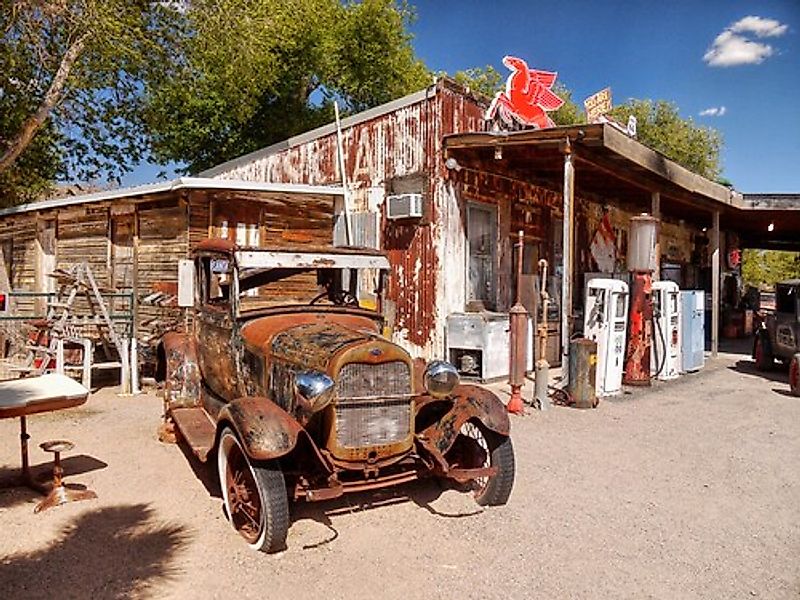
[1, 346, 799, 600]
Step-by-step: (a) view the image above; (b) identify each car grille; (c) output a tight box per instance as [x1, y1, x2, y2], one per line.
[336, 361, 411, 399]
[335, 398, 412, 448]
[335, 361, 412, 449]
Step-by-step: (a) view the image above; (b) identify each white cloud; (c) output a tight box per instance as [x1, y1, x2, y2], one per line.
[730, 16, 788, 37]
[703, 15, 788, 67]
[699, 106, 727, 117]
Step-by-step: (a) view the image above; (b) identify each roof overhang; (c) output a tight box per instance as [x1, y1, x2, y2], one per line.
[235, 249, 390, 270]
[444, 124, 800, 249]
[0, 177, 345, 218]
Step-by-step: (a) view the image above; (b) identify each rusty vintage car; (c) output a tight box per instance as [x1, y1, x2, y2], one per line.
[158, 239, 515, 552]
[753, 279, 800, 395]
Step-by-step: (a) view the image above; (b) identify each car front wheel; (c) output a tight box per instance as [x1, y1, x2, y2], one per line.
[459, 421, 515, 506]
[217, 427, 289, 553]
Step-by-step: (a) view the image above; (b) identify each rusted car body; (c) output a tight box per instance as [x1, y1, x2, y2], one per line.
[159, 239, 515, 552]
[754, 280, 800, 367]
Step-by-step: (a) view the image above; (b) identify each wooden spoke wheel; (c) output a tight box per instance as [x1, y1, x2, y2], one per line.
[217, 428, 289, 552]
[458, 421, 516, 507]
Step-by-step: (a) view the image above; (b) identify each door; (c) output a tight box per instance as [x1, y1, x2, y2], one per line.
[195, 253, 241, 403]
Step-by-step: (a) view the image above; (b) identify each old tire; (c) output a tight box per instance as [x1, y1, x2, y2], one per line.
[790, 354, 800, 397]
[754, 334, 774, 371]
[217, 427, 289, 553]
[459, 421, 515, 506]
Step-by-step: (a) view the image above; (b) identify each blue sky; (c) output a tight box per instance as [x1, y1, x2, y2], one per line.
[126, 0, 799, 193]
[408, 0, 800, 192]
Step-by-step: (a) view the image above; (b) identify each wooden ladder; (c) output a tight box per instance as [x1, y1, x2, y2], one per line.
[22, 262, 126, 377]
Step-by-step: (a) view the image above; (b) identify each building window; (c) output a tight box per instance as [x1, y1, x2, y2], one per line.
[467, 203, 497, 310]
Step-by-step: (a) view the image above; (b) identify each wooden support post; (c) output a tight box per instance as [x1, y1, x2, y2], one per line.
[711, 210, 720, 358]
[130, 337, 140, 395]
[82, 338, 92, 389]
[561, 140, 575, 367]
[651, 191, 661, 280]
[55, 338, 64, 375]
[120, 337, 130, 394]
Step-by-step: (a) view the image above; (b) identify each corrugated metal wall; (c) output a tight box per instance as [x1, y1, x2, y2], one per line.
[211, 82, 489, 359]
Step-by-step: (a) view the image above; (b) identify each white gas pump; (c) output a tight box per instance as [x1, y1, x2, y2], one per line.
[584, 278, 629, 396]
[651, 281, 681, 380]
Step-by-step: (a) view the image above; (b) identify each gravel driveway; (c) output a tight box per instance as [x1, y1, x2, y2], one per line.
[1, 349, 798, 599]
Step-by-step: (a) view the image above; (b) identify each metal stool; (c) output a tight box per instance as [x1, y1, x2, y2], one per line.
[34, 440, 97, 513]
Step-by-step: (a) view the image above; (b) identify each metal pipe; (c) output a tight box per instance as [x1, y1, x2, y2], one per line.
[535, 258, 550, 410]
[561, 140, 575, 367]
[507, 230, 527, 414]
[334, 101, 353, 246]
[711, 210, 720, 357]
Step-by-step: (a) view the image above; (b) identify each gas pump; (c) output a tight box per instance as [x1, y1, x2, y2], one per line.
[584, 278, 629, 396]
[651, 280, 681, 380]
[623, 214, 658, 386]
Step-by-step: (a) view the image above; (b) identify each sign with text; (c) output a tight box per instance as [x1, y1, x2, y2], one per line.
[584, 87, 612, 123]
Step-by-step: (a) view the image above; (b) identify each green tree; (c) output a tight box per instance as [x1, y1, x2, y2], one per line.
[145, 0, 431, 174]
[452, 65, 583, 125]
[742, 250, 800, 288]
[0, 1, 180, 205]
[608, 99, 722, 180]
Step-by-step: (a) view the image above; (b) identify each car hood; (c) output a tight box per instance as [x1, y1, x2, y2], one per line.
[241, 314, 394, 372]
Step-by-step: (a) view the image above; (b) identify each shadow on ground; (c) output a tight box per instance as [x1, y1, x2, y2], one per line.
[290, 478, 482, 550]
[0, 503, 191, 599]
[729, 359, 789, 384]
[0, 454, 107, 510]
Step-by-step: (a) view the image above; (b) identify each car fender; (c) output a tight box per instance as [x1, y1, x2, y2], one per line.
[217, 396, 314, 462]
[416, 384, 510, 461]
[161, 332, 202, 409]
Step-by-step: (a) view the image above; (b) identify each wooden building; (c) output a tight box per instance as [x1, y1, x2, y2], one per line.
[0, 178, 343, 362]
[202, 78, 799, 370]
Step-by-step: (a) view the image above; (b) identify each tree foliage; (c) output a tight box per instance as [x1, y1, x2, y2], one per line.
[145, 0, 431, 174]
[742, 250, 800, 288]
[608, 99, 723, 180]
[0, 1, 180, 205]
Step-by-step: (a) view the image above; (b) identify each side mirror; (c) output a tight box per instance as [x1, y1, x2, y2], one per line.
[177, 259, 195, 308]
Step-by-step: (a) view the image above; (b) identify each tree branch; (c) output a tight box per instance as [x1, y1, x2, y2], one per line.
[0, 33, 89, 174]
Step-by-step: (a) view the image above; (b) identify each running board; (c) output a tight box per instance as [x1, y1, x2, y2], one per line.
[171, 407, 216, 462]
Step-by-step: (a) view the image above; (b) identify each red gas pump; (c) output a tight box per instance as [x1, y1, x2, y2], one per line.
[623, 215, 658, 386]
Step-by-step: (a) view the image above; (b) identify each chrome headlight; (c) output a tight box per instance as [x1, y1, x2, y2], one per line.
[424, 360, 460, 398]
[294, 371, 335, 412]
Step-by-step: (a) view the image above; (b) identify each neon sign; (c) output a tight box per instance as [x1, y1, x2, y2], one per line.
[485, 56, 565, 129]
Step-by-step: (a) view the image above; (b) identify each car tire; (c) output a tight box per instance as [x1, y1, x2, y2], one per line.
[790, 354, 800, 397]
[459, 421, 516, 507]
[217, 427, 289, 553]
[754, 334, 774, 371]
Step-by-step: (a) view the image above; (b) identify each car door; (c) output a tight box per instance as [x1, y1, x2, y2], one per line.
[773, 284, 799, 360]
[195, 253, 242, 403]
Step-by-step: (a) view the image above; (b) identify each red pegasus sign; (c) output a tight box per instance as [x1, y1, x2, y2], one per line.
[485, 56, 565, 129]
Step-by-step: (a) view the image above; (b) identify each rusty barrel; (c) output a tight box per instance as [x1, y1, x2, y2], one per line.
[569, 338, 598, 409]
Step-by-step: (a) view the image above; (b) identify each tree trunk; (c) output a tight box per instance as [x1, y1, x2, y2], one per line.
[0, 35, 88, 174]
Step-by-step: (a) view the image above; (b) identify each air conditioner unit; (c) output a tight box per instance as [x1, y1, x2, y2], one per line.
[386, 193, 423, 220]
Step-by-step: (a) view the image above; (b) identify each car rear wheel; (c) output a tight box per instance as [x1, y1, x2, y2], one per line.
[790, 354, 800, 397]
[459, 421, 515, 506]
[217, 427, 289, 553]
[754, 335, 774, 371]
